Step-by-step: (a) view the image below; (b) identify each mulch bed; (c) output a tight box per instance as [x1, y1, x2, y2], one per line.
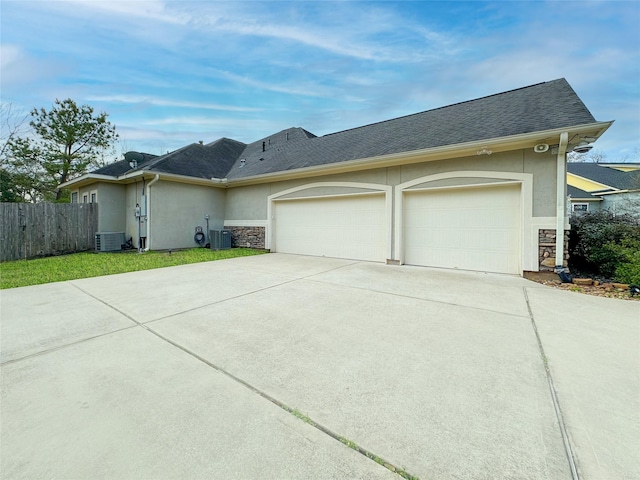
[523, 271, 639, 301]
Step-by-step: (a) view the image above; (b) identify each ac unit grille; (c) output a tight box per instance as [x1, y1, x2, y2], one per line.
[95, 232, 125, 252]
[210, 230, 232, 250]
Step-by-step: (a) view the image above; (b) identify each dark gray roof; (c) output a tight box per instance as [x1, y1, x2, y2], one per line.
[93, 152, 158, 176]
[567, 163, 640, 191]
[226, 78, 598, 180]
[89, 78, 601, 182]
[145, 138, 246, 179]
[567, 185, 601, 200]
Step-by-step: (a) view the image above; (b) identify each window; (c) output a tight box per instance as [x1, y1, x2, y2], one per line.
[572, 203, 588, 212]
[90, 191, 97, 203]
[83, 194, 88, 204]
[71, 192, 78, 203]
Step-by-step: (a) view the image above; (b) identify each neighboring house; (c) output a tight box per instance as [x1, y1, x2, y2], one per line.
[61, 78, 612, 275]
[567, 163, 640, 216]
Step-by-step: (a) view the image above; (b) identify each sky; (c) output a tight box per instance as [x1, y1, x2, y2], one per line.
[1, 1, 639, 162]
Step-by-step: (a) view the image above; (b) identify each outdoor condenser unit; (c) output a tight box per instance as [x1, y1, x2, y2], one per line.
[95, 232, 125, 252]
[209, 230, 232, 250]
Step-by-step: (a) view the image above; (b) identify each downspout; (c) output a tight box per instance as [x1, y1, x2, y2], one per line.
[144, 174, 160, 252]
[555, 132, 568, 270]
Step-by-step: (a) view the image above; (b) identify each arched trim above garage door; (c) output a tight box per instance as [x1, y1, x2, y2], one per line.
[394, 171, 535, 273]
[267, 182, 393, 261]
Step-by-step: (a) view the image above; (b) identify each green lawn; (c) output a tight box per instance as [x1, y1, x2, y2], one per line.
[0, 248, 267, 289]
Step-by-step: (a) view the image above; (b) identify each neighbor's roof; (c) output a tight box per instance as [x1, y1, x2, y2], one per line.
[75, 78, 605, 187]
[567, 163, 640, 192]
[567, 185, 602, 201]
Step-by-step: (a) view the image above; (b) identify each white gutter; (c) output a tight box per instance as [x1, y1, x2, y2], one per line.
[144, 174, 160, 251]
[556, 132, 569, 269]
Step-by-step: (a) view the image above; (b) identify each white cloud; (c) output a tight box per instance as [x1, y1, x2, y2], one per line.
[64, 0, 190, 25]
[86, 95, 262, 112]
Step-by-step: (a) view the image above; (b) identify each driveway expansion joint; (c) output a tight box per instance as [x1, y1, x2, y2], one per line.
[305, 276, 531, 318]
[144, 324, 421, 480]
[0, 324, 138, 366]
[523, 287, 580, 480]
[70, 281, 142, 325]
[144, 261, 362, 325]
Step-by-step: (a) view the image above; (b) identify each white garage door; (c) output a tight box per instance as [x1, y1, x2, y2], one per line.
[403, 184, 521, 274]
[273, 194, 387, 262]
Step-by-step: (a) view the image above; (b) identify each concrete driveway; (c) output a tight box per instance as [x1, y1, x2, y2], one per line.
[1, 254, 638, 479]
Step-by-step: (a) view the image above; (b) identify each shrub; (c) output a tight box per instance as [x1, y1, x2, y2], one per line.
[569, 211, 640, 280]
[607, 238, 640, 285]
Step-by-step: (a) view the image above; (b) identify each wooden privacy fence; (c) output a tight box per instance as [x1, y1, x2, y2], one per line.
[0, 203, 98, 262]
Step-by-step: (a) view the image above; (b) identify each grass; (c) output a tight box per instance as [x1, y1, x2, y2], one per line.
[0, 248, 267, 289]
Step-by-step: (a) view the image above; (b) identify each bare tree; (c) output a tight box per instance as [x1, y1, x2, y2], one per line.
[567, 149, 608, 163]
[0, 101, 29, 163]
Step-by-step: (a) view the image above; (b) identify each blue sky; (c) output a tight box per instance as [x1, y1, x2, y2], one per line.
[2, 1, 639, 161]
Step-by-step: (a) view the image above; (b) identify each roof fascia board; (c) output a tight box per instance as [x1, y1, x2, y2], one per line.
[598, 189, 639, 195]
[58, 173, 121, 189]
[569, 197, 602, 202]
[143, 171, 227, 187]
[60, 121, 614, 190]
[227, 121, 613, 187]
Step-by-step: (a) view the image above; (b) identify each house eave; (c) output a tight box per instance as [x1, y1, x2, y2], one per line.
[58, 173, 123, 190]
[598, 189, 639, 196]
[60, 120, 613, 190]
[569, 197, 602, 202]
[225, 121, 613, 187]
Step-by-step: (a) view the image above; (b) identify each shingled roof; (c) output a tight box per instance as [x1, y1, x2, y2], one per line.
[226, 78, 597, 180]
[93, 152, 158, 176]
[144, 138, 246, 179]
[567, 185, 602, 200]
[567, 163, 640, 192]
[85, 78, 602, 184]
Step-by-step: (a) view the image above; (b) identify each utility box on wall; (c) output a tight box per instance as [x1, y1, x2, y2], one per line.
[210, 230, 231, 250]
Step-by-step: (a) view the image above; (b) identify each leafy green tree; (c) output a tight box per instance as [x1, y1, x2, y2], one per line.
[0, 168, 21, 202]
[7, 99, 118, 201]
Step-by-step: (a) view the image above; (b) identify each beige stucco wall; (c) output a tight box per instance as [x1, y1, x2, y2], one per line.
[149, 180, 225, 250]
[601, 191, 640, 217]
[224, 149, 558, 220]
[96, 183, 126, 232]
[75, 182, 126, 232]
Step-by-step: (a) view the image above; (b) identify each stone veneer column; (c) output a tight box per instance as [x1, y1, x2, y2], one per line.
[538, 229, 570, 271]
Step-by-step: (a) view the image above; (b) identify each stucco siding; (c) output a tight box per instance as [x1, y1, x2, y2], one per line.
[149, 181, 225, 250]
[601, 192, 640, 217]
[95, 183, 126, 232]
[224, 184, 271, 220]
[224, 148, 555, 220]
[523, 150, 557, 217]
[398, 152, 524, 183]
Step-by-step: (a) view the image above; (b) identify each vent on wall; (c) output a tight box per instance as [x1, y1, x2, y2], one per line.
[209, 230, 231, 250]
[95, 232, 125, 252]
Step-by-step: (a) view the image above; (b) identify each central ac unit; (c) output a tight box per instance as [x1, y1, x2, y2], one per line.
[210, 230, 232, 250]
[95, 232, 125, 252]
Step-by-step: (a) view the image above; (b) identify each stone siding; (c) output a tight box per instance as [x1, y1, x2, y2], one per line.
[538, 229, 570, 271]
[226, 226, 266, 249]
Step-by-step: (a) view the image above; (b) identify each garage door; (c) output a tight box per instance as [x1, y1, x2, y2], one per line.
[273, 194, 387, 262]
[403, 184, 521, 274]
